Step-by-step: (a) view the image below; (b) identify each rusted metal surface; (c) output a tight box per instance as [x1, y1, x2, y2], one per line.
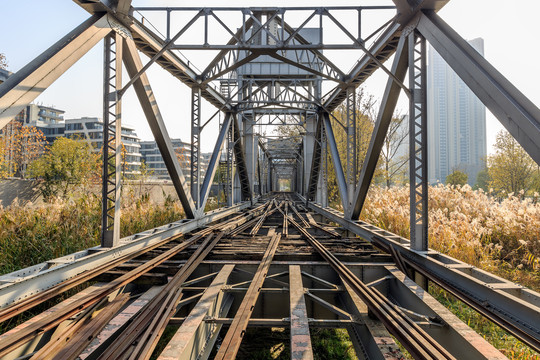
[286, 202, 457, 360]
[289, 265, 314, 360]
[0, 228, 213, 357]
[79, 286, 164, 359]
[214, 231, 282, 360]
[97, 232, 227, 360]
[341, 281, 405, 360]
[158, 264, 235, 360]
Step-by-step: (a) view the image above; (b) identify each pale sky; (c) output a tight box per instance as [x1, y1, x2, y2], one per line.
[1, 0, 539, 153]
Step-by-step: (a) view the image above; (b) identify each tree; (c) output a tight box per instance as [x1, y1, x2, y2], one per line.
[487, 130, 539, 195]
[474, 168, 490, 191]
[380, 114, 409, 187]
[28, 137, 100, 199]
[446, 169, 468, 186]
[0, 121, 46, 178]
[0, 53, 7, 70]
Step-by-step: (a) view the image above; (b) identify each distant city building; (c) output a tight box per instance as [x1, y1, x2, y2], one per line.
[65, 117, 142, 177]
[140, 139, 191, 180]
[25, 104, 65, 144]
[427, 38, 487, 186]
[139, 139, 211, 183]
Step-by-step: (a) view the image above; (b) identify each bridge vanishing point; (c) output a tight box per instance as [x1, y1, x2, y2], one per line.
[0, 1, 539, 359]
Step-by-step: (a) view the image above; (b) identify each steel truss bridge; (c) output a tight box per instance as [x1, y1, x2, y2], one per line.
[0, 0, 539, 359]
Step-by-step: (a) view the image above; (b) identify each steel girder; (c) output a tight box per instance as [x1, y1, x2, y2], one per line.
[306, 114, 322, 201]
[122, 37, 197, 219]
[408, 31, 429, 252]
[232, 114, 252, 201]
[200, 113, 233, 212]
[349, 35, 409, 220]
[0, 14, 112, 129]
[345, 87, 356, 211]
[191, 88, 202, 208]
[323, 112, 348, 213]
[101, 33, 124, 247]
[416, 10, 540, 165]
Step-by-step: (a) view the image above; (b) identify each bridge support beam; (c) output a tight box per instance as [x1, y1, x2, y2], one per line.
[323, 112, 348, 213]
[345, 87, 356, 212]
[200, 112, 232, 212]
[122, 37, 196, 219]
[191, 87, 202, 208]
[349, 35, 409, 220]
[101, 33, 124, 247]
[408, 31, 428, 254]
[306, 114, 321, 201]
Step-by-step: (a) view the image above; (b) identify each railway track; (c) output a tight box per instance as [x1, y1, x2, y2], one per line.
[0, 194, 515, 359]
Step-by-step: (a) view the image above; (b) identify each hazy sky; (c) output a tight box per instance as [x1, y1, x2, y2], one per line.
[1, 0, 539, 153]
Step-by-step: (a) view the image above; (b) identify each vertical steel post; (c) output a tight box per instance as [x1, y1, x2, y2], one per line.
[346, 86, 356, 212]
[408, 31, 428, 254]
[321, 117, 329, 207]
[226, 120, 234, 206]
[191, 87, 201, 208]
[101, 33, 123, 248]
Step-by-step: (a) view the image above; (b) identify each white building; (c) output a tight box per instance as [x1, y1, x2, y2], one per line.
[65, 117, 142, 177]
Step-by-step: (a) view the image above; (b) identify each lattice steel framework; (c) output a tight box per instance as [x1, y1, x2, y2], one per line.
[101, 33, 123, 248]
[1, 0, 540, 354]
[345, 86, 356, 213]
[191, 87, 201, 208]
[408, 31, 428, 252]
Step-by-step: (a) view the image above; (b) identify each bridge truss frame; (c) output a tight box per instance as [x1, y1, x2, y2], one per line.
[0, 0, 539, 357]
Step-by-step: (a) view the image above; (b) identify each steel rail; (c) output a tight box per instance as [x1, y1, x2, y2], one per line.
[214, 231, 282, 360]
[0, 234, 181, 324]
[0, 201, 263, 324]
[285, 202, 456, 360]
[97, 232, 227, 360]
[305, 198, 540, 353]
[0, 201, 271, 358]
[0, 228, 216, 357]
[29, 294, 130, 360]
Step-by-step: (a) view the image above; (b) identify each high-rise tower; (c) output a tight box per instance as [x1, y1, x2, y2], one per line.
[427, 38, 487, 185]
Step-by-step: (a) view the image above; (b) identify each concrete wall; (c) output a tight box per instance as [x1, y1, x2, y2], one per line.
[0, 179, 221, 208]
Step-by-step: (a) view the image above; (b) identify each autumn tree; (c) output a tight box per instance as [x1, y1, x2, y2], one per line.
[0, 53, 7, 70]
[446, 169, 468, 186]
[28, 137, 100, 199]
[487, 130, 539, 195]
[0, 121, 46, 178]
